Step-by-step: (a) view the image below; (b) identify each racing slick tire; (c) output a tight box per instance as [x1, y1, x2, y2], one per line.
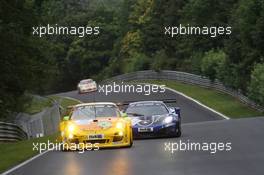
[171, 123, 181, 138]
[175, 130, 181, 137]
[175, 125, 182, 137]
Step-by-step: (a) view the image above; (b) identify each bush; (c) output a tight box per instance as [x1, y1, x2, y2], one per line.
[201, 49, 226, 81]
[248, 63, 264, 106]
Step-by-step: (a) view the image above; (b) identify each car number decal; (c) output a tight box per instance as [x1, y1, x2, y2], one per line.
[97, 121, 112, 129]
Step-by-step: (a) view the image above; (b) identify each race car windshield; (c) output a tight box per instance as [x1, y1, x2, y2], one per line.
[80, 80, 93, 84]
[71, 105, 119, 120]
[126, 104, 168, 116]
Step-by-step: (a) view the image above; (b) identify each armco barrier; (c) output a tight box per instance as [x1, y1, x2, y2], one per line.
[103, 70, 263, 112]
[0, 121, 28, 142]
[1, 101, 61, 140]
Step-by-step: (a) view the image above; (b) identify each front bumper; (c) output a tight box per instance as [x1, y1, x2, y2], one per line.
[133, 123, 179, 138]
[62, 133, 130, 149]
[79, 87, 97, 93]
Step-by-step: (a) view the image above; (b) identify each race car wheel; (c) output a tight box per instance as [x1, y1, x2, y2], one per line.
[175, 130, 181, 137]
[175, 125, 181, 137]
[171, 123, 181, 137]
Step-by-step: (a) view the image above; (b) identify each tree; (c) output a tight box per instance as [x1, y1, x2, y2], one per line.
[124, 52, 150, 72]
[223, 0, 264, 91]
[151, 50, 171, 72]
[248, 63, 264, 106]
[0, 0, 55, 118]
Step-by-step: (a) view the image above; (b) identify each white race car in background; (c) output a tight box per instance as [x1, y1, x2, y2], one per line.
[77, 79, 97, 94]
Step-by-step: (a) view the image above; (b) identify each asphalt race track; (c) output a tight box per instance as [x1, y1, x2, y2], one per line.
[56, 87, 224, 123]
[5, 88, 264, 175]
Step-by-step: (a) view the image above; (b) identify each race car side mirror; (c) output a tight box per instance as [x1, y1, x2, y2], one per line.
[63, 116, 70, 121]
[120, 112, 128, 118]
[174, 107, 181, 117]
[168, 107, 176, 114]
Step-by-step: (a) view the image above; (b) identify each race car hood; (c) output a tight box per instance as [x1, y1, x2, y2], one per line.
[129, 114, 171, 127]
[72, 117, 120, 131]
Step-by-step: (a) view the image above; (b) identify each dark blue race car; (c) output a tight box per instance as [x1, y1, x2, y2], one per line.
[125, 101, 181, 138]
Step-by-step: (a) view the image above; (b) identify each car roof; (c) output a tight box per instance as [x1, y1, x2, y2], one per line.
[75, 102, 117, 107]
[80, 79, 93, 82]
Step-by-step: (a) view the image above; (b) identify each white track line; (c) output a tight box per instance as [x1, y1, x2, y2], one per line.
[139, 82, 230, 120]
[1, 150, 51, 175]
[182, 119, 229, 126]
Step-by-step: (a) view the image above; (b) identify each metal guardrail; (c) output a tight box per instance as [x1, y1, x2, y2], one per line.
[103, 70, 264, 112]
[14, 103, 61, 139]
[0, 121, 28, 142]
[0, 97, 61, 140]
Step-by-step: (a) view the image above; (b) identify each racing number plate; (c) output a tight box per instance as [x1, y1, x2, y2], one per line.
[138, 127, 153, 132]
[88, 134, 104, 140]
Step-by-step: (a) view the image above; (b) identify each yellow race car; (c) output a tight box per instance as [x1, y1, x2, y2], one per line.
[59, 102, 133, 150]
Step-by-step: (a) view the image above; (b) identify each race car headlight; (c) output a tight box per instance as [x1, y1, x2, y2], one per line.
[68, 133, 74, 139]
[116, 122, 124, 129]
[163, 116, 173, 124]
[118, 131, 123, 136]
[67, 124, 75, 133]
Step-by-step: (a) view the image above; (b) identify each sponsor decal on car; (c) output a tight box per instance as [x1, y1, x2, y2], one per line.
[138, 127, 153, 132]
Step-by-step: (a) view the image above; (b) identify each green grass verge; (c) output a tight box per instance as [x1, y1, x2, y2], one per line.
[0, 134, 58, 173]
[0, 96, 81, 173]
[143, 80, 263, 118]
[49, 96, 81, 109]
[23, 95, 81, 115]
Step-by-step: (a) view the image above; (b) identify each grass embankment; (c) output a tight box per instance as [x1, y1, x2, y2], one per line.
[23, 95, 53, 114]
[0, 96, 81, 173]
[144, 80, 263, 118]
[23, 95, 81, 114]
[49, 95, 81, 116]
[49, 95, 81, 109]
[0, 134, 58, 173]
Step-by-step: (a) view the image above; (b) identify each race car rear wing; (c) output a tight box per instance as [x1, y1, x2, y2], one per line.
[116, 99, 177, 111]
[116, 99, 177, 106]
